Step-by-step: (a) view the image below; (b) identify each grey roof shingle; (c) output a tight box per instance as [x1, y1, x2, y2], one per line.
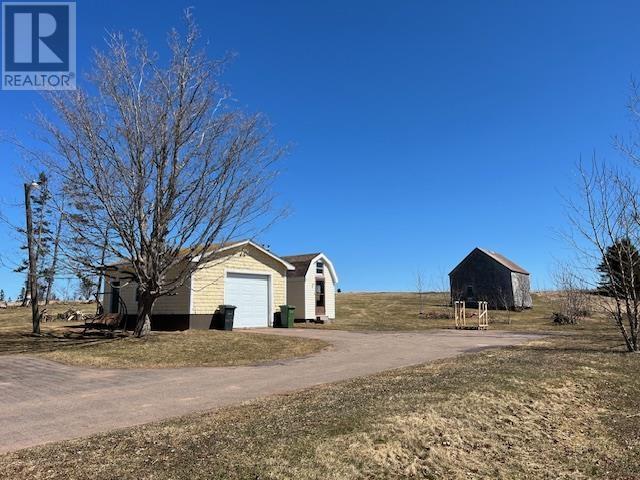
[281, 253, 321, 277]
[450, 247, 529, 275]
[477, 248, 529, 274]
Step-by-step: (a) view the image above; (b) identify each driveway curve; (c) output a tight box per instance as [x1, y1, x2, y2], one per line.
[0, 328, 539, 453]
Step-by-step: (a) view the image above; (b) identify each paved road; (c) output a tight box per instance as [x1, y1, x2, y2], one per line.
[0, 329, 539, 453]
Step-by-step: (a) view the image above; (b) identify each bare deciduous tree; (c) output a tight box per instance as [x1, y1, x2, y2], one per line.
[567, 159, 640, 351]
[44, 196, 64, 305]
[34, 13, 283, 337]
[61, 192, 114, 313]
[496, 286, 512, 324]
[551, 263, 591, 325]
[415, 269, 425, 316]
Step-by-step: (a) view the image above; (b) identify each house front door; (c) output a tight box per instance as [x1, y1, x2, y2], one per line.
[110, 281, 120, 313]
[315, 280, 325, 316]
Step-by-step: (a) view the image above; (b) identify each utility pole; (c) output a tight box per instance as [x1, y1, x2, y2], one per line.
[24, 181, 41, 334]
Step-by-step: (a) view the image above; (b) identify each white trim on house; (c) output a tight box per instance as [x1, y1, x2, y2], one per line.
[194, 240, 295, 270]
[223, 268, 274, 327]
[307, 253, 339, 283]
[284, 252, 338, 320]
[188, 272, 194, 315]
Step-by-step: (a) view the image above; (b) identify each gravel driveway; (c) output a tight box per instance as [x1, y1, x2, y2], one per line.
[0, 328, 539, 453]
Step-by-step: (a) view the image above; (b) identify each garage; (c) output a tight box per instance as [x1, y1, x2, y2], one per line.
[225, 272, 270, 328]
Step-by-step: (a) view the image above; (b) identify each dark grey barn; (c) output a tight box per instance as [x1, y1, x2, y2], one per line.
[449, 248, 532, 310]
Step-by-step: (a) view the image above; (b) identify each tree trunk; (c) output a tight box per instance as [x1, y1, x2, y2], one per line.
[20, 279, 30, 307]
[95, 231, 109, 315]
[134, 290, 154, 338]
[45, 210, 63, 305]
[25, 183, 40, 334]
[630, 320, 639, 352]
[618, 321, 634, 352]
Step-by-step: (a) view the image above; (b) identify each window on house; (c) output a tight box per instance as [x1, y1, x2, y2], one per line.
[466, 285, 474, 298]
[316, 261, 324, 274]
[316, 280, 325, 307]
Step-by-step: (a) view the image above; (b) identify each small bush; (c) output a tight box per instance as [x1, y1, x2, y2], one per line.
[574, 306, 592, 317]
[552, 312, 578, 325]
[419, 310, 451, 320]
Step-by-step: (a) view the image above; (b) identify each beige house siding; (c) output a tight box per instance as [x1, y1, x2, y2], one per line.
[324, 272, 336, 318]
[286, 276, 306, 319]
[191, 245, 287, 315]
[103, 276, 136, 315]
[153, 278, 191, 314]
[101, 243, 290, 330]
[119, 281, 136, 312]
[103, 270, 191, 316]
[304, 274, 316, 319]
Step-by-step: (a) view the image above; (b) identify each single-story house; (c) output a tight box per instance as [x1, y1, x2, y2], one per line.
[281, 253, 339, 321]
[449, 247, 532, 309]
[102, 240, 295, 330]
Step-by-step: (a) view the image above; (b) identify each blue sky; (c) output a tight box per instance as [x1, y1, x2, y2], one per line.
[0, 0, 639, 296]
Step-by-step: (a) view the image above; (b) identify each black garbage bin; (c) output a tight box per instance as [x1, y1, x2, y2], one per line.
[215, 305, 236, 330]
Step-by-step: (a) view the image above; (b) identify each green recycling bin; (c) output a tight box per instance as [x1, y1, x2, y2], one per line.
[279, 305, 295, 328]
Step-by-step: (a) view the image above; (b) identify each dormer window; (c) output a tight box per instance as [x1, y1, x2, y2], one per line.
[316, 261, 324, 274]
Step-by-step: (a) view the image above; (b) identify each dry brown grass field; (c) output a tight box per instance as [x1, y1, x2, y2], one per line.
[303, 291, 608, 333]
[0, 303, 327, 368]
[0, 292, 638, 479]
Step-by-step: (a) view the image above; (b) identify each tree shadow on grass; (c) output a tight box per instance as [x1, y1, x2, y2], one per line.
[516, 335, 632, 355]
[521, 344, 630, 355]
[0, 324, 126, 355]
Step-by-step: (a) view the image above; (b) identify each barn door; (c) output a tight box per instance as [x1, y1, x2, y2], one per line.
[466, 285, 474, 301]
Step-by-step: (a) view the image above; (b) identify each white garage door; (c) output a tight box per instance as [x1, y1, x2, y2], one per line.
[225, 273, 270, 328]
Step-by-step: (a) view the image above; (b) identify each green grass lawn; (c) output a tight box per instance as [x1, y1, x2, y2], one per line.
[0, 293, 638, 479]
[0, 303, 327, 368]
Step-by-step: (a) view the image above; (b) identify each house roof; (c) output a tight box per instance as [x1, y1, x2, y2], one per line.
[194, 240, 295, 270]
[281, 253, 322, 278]
[103, 240, 295, 271]
[282, 252, 339, 283]
[450, 247, 529, 275]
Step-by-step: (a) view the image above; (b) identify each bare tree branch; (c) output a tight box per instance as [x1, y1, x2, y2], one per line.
[31, 12, 284, 337]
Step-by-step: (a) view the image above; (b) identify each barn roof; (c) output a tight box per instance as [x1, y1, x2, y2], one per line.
[478, 248, 529, 274]
[450, 247, 529, 275]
